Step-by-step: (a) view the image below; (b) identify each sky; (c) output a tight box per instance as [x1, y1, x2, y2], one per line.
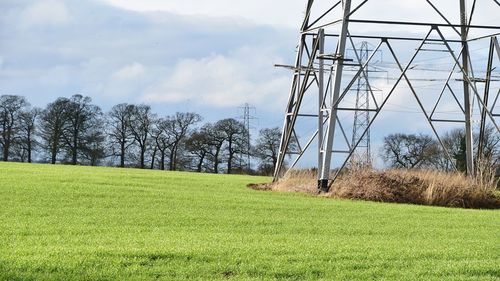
[1, 0, 499, 168]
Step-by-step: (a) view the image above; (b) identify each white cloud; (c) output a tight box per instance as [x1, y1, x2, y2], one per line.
[1, 0, 295, 113]
[112, 63, 146, 80]
[20, 0, 70, 27]
[39, 65, 73, 86]
[101, 0, 305, 27]
[101, 0, 499, 39]
[143, 47, 290, 109]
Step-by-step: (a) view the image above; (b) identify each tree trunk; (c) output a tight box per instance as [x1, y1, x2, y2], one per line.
[71, 149, 77, 164]
[197, 153, 205, 172]
[21, 149, 26, 163]
[160, 151, 165, 170]
[170, 143, 179, 171]
[2, 144, 8, 161]
[120, 141, 125, 167]
[90, 156, 96, 166]
[71, 130, 78, 165]
[51, 150, 57, 164]
[150, 147, 157, 169]
[227, 139, 233, 174]
[27, 137, 32, 163]
[140, 147, 145, 169]
[227, 152, 233, 174]
[51, 137, 57, 164]
[3, 127, 11, 161]
[172, 147, 178, 171]
[169, 151, 175, 171]
[214, 148, 220, 174]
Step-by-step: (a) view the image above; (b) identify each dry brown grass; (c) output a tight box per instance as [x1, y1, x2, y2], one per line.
[261, 168, 500, 209]
[271, 169, 318, 194]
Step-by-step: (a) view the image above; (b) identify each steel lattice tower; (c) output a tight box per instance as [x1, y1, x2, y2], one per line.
[351, 41, 371, 167]
[238, 103, 256, 172]
[273, 0, 500, 192]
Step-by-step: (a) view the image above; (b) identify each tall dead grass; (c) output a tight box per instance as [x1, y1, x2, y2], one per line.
[272, 169, 318, 194]
[268, 167, 500, 209]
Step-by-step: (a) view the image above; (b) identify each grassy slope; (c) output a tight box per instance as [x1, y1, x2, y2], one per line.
[0, 163, 499, 281]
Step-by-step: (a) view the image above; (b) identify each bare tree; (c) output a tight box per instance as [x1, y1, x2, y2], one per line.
[149, 138, 159, 170]
[80, 112, 106, 166]
[382, 133, 440, 169]
[254, 127, 281, 175]
[40, 98, 70, 164]
[441, 128, 466, 171]
[164, 112, 202, 171]
[17, 107, 41, 163]
[0, 95, 28, 161]
[151, 118, 172, 170]
[476, 126, 500, 164]
[186, 127, 212, 172]
[128, 104, 154, 169]
[215, 118, 247, 174]
[63, 95, 102, 165]
[202, 123, 226, 173]
[440, 127, 499, 172]
[107, 103, 135, 167]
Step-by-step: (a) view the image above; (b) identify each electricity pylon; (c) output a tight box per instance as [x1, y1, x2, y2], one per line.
[273, 0, 500, 192]
[238, 103, 256, 172]
[350, 41, 373, 167]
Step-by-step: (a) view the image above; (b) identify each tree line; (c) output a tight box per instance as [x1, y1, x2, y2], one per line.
[381, 128, 499, 173]
[3, 94, 497, 175]
[0, 95, 282, 175]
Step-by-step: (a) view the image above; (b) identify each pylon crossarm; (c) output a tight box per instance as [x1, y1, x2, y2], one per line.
[347, 19, 499, 31]
[321, 33, 464, 43]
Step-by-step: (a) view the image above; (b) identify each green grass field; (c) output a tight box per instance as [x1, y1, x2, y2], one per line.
[0, 162, 499, 280]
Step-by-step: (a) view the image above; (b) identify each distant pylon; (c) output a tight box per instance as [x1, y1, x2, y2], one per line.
[238, 103, 257, 172]
[351, 41, 372, 167]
